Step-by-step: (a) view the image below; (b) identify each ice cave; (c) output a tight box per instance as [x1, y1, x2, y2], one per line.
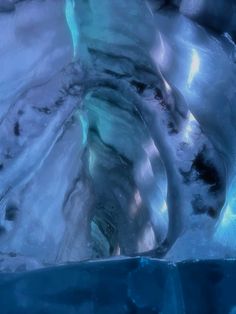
[0, 0, 236, 313]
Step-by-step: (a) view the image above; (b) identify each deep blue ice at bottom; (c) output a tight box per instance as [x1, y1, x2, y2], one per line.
[0, 257, 236, 314]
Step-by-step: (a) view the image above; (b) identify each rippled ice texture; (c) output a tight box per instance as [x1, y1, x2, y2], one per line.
[0, 0, 235, 271]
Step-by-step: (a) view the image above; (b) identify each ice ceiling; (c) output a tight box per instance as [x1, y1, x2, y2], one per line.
[0, 0, 236, 271]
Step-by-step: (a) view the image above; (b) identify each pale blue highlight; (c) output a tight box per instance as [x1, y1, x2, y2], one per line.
[65, 0, 79, 58]
[79, 114, 88, 145]
[215, 176, 236, 247]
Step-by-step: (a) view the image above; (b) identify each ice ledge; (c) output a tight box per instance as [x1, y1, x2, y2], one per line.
[0, 257, 236, 313]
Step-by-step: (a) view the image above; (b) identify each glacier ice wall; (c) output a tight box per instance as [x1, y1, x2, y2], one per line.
[0, 0, 235, 270]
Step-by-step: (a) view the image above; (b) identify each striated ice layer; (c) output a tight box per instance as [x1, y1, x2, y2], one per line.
[0, 0, 235, 269]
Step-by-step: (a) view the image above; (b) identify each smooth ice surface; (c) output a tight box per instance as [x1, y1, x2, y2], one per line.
[0, 257, 236, 314]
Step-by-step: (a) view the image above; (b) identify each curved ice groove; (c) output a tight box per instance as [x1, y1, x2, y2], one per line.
[154, 12, 236, 247]
[65, 0, 79, 58]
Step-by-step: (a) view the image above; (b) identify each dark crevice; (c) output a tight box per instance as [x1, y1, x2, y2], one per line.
[192, 151, 221, 192]
[14, 121, 20, 136]
[33, 106, 52, 115]
[180, 149, 222, 193]
[130, 80, 147, 94]
[5, 205, 18, 221]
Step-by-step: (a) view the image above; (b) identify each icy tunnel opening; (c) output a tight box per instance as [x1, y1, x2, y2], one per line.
[0, 0, 235, 273]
